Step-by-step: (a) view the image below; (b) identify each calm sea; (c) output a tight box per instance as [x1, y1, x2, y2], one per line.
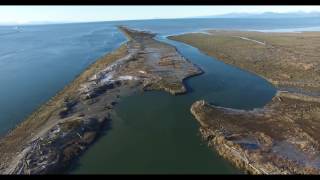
[0, 17, 319, 173]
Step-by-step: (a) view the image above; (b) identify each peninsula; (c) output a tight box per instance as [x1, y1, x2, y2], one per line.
[0, 26, 202, 174]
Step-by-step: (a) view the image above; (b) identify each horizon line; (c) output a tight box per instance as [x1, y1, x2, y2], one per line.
[1, 10, 320, 26]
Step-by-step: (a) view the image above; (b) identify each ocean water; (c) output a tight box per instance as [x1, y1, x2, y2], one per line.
[0, 23, 126, 134]
[0, 17, 319, 173]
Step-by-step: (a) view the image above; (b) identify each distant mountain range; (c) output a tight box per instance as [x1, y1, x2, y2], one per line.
[193, 11, 320, 19]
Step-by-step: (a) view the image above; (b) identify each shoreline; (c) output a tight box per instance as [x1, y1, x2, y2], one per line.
[168, 30, 320, 95]
[191, 92, 320, 174]
[0, 26, 202, 174]
[0, 41, 130, 174]
[170, 30, 320, 174]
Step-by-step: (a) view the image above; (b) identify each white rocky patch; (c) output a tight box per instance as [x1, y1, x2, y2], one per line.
[116, 75, 139, 81]
[100, 72, 114, 85]
[79, 50, 141, 96]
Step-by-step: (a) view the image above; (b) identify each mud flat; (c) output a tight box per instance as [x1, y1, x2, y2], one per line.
[171, 31, 320, 174]
[0, 26, 202, 174]
[191, 92, 320, 174]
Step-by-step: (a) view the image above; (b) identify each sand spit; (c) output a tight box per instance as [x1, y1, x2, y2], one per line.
[0, 26, 202, 174]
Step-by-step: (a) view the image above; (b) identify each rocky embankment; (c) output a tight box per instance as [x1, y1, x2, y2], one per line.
[0, 26, 202, 174]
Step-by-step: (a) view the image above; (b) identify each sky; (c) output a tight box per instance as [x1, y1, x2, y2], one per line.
[0, 6, 320, 24]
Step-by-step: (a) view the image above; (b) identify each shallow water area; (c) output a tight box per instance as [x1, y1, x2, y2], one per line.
[2, 18, 320, 173]
[69, 35, 276, 174]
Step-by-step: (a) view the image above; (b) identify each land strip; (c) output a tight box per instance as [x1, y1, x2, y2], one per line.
[0, 26, 202, 174]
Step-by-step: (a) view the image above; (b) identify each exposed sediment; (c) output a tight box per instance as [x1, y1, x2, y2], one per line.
[191, 92, 320, 174]
[0, 26, 202, 174]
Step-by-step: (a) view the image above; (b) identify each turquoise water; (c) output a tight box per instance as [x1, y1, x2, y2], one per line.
[69, 36, 275, 174]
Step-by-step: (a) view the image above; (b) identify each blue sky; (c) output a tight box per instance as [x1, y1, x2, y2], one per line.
[1, 6, 320, 24]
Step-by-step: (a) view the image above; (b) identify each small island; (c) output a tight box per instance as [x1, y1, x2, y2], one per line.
[0, 26, 202, 174]
[170, 31, 320, 174]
